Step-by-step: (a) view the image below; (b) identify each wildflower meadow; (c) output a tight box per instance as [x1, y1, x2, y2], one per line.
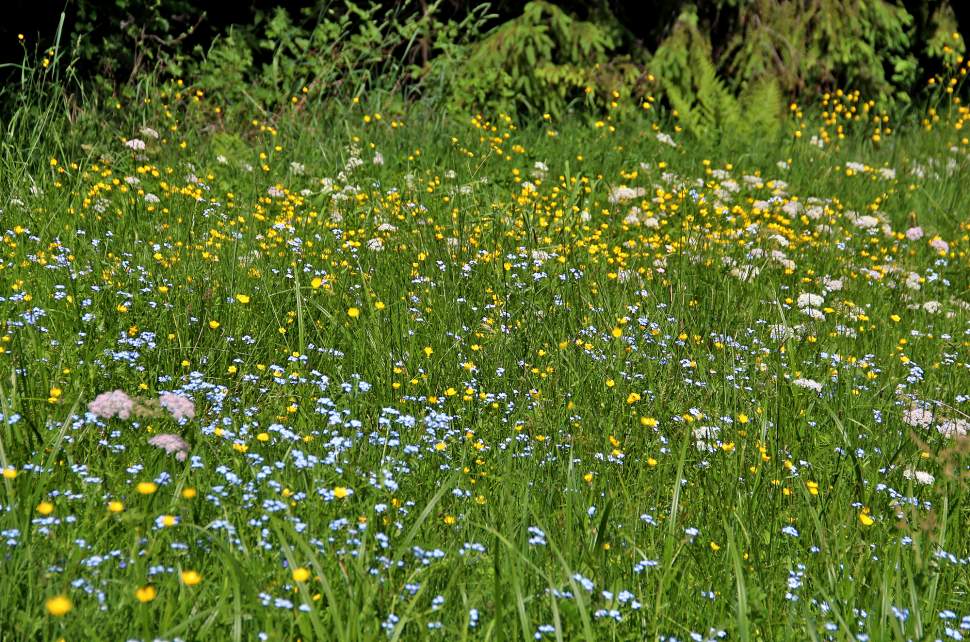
[2, 3, 970, 641]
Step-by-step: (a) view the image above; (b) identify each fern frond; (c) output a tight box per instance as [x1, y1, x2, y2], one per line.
[737, 77, 783, 141]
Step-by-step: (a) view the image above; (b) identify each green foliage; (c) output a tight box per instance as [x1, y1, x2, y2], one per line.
[72, 0, 202, 81]
[924, 3, 966, 66]
[810, 0, 915, 99]
[446, 1, 646, 117]
[189, 1, 494, 118]
[737, 76, 784, 141]
[651, 9, 783, 143]
[717, 0, 965, 102]
[196, 29, 254, 107]
[719, 0, 811, 95]
[3, 0, 969, 128]
[646, 0, 968, 139]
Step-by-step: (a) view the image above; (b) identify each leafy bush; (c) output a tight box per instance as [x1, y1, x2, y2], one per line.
[190, 1, 494, 118]
[647, 1, 966, 139]
[445, 1, 648, 117]
[705, 0, 965, 101]
[71, 0, 204, 81]
[649, 9, 782, 143]
[2, 0, 968, 130]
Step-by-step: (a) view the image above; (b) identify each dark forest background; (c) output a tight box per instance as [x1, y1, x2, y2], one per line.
[2, 1, 969, 125]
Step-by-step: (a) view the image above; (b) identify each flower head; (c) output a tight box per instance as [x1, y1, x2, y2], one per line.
[158, 393, 195, 422]
[333, 486, 350, 499]
[148, 433, 190, 461]
[46, 594, 72, 616]
[136, 481, 158, 495]
[135, 585, 157, 603]
[88, 390, 134, 420]
[181, 570, 202, 586]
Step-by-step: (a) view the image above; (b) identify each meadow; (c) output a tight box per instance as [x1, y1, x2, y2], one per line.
[1, 64, 970, 640]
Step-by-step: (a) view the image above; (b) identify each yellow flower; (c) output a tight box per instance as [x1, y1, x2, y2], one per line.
[626, 392, 641, 404]
[858, 512, 875, 527]
[333, 486, 349, 499]
[292, 567, 311, 582]
[136, 482, 158, 495]
[181, 487, 197, 500]
[180, 570, 202, 586]
[2, 466, 16, 480]
[135, 585, 157, 603]
[208, 320, 220, 329]
[641, 417, 658, 428]
[611, 327, 623, 338]
[160, 514, 177, 527]
[737, 413, 749, 424]
[423, 346, 433, 357]
[46, 594, 72, 616]
[256, 432, 270, 442]
[347, 307, 360, 319]
[310, 277, 323, 289]
[235, 294, 250, 304]
[375, 301, 386, 310]
[107, 500, 124, 513]
[36, 501, 54, 516]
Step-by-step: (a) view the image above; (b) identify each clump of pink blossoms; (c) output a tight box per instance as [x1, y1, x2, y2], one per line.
[147, 433, 190, 461]
[88, 390, 134, 420]
[159, 392, 195, 422]
[89, 390, 195, 423]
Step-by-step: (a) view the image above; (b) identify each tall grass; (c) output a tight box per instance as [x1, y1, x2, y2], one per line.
[0, 30, 968, 642]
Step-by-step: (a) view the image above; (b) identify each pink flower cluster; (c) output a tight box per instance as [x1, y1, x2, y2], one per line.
[159, 392, 196, 422]
[147, 433, 190, 461]
[87, 390, 134, 420]
[88, 390, 195, 422]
